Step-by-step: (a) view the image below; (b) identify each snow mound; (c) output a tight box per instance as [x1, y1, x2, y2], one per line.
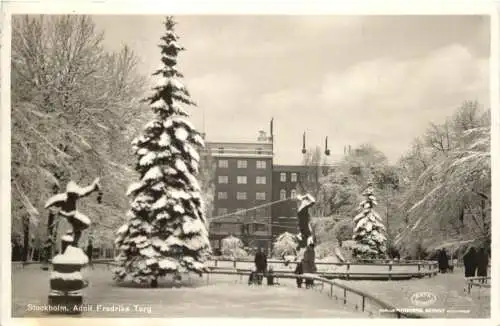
[53, 246, 89, 265]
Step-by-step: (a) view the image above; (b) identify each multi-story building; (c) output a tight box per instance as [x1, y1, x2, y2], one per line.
[204, 128, 333, 251]
[206, 138, 273, 250]
[270, 165, 308, 239]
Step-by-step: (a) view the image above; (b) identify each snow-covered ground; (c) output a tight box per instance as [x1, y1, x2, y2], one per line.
[12, 264, 486, 318]
[12, 265, 366, 318]
[336, 267, 490, 318]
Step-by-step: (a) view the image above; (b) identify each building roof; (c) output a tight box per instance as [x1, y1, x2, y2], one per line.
[206, 141, 273, 158]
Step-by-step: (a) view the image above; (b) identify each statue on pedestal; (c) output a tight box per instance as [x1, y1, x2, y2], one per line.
[293, 194, 317, 288]
[44, 178, 101, 314]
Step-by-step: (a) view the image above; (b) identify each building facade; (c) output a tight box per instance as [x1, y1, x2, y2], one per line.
[270, 165, 308, 239]
[206, 140, 274, 250]
[204, 130, 329, 251]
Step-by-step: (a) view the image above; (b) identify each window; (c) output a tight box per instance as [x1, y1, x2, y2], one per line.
[237, 176, 247, 184]
[256, 176, 267, 184]
[218, 147, 224, 154]
[237, 160, 247, 168]
[217, 192, 228, 200]
[218, 160, 228, 168]
[291, 189, 297, 199]
[256, 192, 266, 200]
[291, 173, 298, 182]
[280, 189, 286, 200]
[236, 208, 246, 217]
[280, 172, 287, 182]
[256, 160, 266, 169]
[236, 192, 247, 200]
[218, 176, 228, 184]
[217, 208, 228, 215]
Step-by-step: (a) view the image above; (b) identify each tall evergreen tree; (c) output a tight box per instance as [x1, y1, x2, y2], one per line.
[113, 17, 211, 287]
[352, 184, 387, 259]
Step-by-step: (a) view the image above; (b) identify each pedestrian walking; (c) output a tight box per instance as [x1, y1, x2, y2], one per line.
[438, 249, 449, 273]
[294, 261, 303, 288]
[476, 247, 489, 282]
[463, 246, 477, 278]
[86, 240, 94, 269]
[254, 247, 267, 285]
[302, 243, 317, 289]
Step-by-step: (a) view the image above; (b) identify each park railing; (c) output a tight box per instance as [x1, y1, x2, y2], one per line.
[12, 259, 426, 318]
[12, 257, 439, 280]
[465, 276, 491, 299]
[205, 269, 424, 318]
[207, 257, 439, 280]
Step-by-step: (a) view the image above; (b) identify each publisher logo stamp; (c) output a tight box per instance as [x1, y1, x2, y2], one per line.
[410, 292, 437, 307]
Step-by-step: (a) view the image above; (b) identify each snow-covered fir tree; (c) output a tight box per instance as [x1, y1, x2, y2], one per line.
[113, 17, 211, 287]
[351, 184, 387, 260]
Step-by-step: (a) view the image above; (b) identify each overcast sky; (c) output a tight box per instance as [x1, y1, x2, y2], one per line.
[91, 15, 490, 165]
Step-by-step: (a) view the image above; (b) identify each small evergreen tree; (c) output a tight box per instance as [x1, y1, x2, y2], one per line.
[113, 16, 211, 287]
[352, 184, 387, 260]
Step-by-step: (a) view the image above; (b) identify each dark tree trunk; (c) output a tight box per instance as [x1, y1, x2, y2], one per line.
[22, 215, 30, 262]
[150, 278, 158, 288]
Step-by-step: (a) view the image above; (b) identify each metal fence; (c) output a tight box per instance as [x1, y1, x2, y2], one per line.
[208, 258, 439, 280]
[203, 269, 423, 318]
[12, 259, 429, 318]
[465, 276, 491, 299]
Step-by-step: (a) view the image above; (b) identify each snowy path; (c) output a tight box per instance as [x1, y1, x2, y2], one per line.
[12, 265, 366, 318]
[335, 268, 490, 318]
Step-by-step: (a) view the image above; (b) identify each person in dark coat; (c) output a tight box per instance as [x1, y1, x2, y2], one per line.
[294, 261, 303, 288]
[86, 240, 94, 269]
[254, 248, 267, 285]
[463, 246, 477, 277]
[302, 244, 317, 288]
[438, 249, 449, 273]
[476, 247, 489, 282]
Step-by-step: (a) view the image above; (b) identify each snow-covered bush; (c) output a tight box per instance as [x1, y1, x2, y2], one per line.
[272, 232, 297, 258]
[221, 235, 247, 259]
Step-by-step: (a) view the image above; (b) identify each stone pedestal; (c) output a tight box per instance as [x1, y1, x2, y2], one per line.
[47, 246, 89, 314]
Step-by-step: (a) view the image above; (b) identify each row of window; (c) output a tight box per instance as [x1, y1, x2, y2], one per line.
[216, 207, 268, 216]
[279, 189, 297, 200]
[218, 159, 267, 169]
[210, 222, 267, 233]
[217, 189, 297, 201]
[280, 172, 298, 182]
[218, 175, 267, 184]
[218, 191, 267, 200]
[217, 174, 298, 184]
